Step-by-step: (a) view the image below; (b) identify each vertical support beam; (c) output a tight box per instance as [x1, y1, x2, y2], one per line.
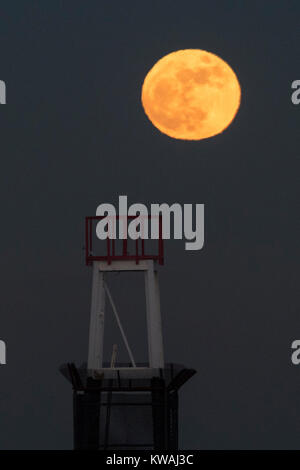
[73, 389, 101, 450]
[151, 377, 167, 450]
[88, 262, 105, 374]
[83, 390, 101, 449]
[145, 261, 164, 368]
[167, 391, 179, 450]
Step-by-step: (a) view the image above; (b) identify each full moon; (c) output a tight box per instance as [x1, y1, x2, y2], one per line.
[141, 49, 241, 140]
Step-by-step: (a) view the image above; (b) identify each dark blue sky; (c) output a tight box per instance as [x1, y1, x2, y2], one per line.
[0, 1, 299, 449]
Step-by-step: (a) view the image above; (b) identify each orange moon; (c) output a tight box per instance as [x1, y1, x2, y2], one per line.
[141, 49, 241, 140]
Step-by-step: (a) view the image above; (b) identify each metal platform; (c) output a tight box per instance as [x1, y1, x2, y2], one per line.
[60, 363, 196, 450]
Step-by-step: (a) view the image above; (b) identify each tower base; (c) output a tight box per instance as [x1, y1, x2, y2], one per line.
[60, 363, 196, 450]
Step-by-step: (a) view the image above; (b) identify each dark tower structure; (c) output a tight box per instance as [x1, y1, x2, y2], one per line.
[61, 215, 196, 450]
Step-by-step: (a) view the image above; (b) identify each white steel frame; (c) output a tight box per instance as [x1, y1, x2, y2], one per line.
[87, 259, 164, 376]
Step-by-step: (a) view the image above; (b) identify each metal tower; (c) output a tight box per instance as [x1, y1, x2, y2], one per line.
[61, 215, 196, 450]
[86, 215, 164, 374]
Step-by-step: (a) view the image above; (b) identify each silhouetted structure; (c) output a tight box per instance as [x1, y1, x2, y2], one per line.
[61, 363, 195, 450]
[61, 216, 196, 449]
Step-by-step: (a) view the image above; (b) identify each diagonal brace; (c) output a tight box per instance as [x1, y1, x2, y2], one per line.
[104, 282, 136, 368]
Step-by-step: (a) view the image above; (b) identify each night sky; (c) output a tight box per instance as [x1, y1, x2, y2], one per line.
[0, 1, 299, 449]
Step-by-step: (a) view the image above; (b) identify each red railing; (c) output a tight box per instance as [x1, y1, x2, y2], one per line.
[85, 215, 164, 266]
